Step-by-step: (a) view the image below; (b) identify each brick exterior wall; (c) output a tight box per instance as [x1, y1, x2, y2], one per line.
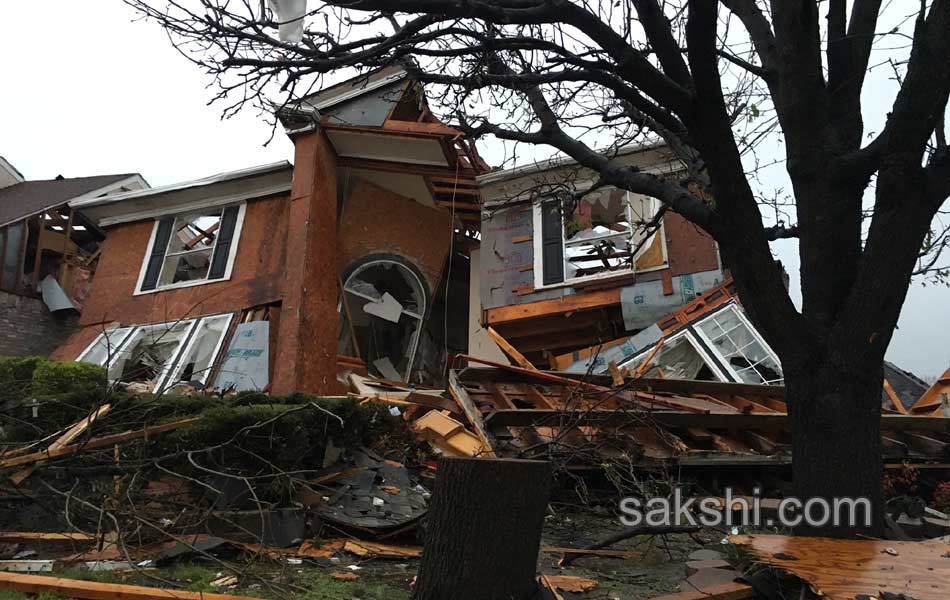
[0, 290, 79, 357]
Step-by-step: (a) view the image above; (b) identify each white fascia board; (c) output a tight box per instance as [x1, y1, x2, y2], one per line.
[98, 182, 289, 227]
[70, 161, 292, 209]
[305, 67, 408, 110]
[0, 156, 25, 184]
[477, 141, 669, 186]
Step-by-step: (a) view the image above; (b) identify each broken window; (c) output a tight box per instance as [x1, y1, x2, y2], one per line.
[77, 313, 233, 393]
[694, 307, 784, 385]
[338, 258, 427, 381]
[138, 204, 244, 292]
[617, 304, 783, 386]
[624, 333, 727, 381]
[539, 188, 662, 285]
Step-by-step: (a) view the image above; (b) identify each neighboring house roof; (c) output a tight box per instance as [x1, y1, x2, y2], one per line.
[71, 161, 293, 227]
[0, 174, 142, 228]
[883, 360, 931, 411]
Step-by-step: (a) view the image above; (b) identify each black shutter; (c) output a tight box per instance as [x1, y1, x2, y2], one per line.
[208, 205, 240, 280]
[540, 200, 565, 285]
[141, 217, 174, 291]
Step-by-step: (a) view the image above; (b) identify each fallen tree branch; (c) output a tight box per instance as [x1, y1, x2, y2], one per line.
[558, 524, 699, 567]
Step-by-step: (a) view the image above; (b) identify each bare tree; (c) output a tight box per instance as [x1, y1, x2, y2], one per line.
[124, 0, 950, 537]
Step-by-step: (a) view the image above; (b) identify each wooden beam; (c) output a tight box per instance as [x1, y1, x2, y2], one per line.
[485, 288, 622, 324]
[0, 571, 263, 600]
[485, 409, 950, 434]
[337, 155, 477, 178]
[447, 371, 496, 457]
[0, 418, 200, 469]
[486, 326, 537, 370]
[10, 403, 113, 485]
[457, 366, 786, 400]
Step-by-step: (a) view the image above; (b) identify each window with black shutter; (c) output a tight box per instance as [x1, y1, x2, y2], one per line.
[540, 199, 565, 285]
[140, 217, 174, 291]
[138, 204, 244, 292]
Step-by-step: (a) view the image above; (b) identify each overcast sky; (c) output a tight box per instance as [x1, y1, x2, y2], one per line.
[1, 2, 947, 378]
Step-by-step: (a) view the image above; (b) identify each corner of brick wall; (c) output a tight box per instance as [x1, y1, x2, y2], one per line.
[0, 291, 80, 358]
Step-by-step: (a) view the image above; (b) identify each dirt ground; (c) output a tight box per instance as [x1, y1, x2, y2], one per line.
[0, 507, 734, 600]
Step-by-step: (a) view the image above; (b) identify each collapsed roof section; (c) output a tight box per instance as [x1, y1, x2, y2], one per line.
[555, 279, 939, 414]
[280, 66, 488, 233]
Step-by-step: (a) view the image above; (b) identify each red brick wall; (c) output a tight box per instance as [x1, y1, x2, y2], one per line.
[338, 178, 453, 292]
[54, 193, 290, 360]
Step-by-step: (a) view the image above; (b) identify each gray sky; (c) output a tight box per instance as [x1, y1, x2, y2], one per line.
[1, 2, 947, 378]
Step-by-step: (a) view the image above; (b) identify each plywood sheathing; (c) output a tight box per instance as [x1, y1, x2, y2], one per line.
[730, 533, 950, 600]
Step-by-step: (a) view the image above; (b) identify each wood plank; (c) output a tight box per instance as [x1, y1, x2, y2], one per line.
[0, 571, 264, 600]
[485, 409, 950, 434]
[730, 534, 950, 600]
[0, 418, 200, 469]
[646, 581, 753, 600]
[11, 404, 113, 485]
[484, 383, 517, 410]
[0, 532, 94, 543]
[485, 288, 621, 324]
[522, 385, 557, 410]
[447, 371, 496, 457]
[457, 366, 786, 400]
[486, 326, 536, 370]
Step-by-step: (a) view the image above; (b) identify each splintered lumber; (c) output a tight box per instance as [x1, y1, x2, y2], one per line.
[486, 326, 537, 370]
[342, 540, 422, 558]
[10, 403, 113, 485]
[414, 410, 490, 457]
[0, 418, 200, 469]
[485, 409, 950, 434]
[541, 575, 598, 593]
[446, 370, 496, 457]
[0, 571, 264, 600]
[730, 534, 950, 600]
[646, 581, 753, 600]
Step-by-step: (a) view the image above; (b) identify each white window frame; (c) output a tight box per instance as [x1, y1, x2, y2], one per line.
[616, 328, 731, 382]
[692, 304, 784, 386]
[532, 190, 668, 290]
[133, 202, 247, 296]
[76, 313, 234, 393]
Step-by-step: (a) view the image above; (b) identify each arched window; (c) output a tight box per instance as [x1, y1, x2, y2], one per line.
[338, 255, 428, 381]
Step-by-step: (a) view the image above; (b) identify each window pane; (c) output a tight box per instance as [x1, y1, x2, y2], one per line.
[562, 188, 634, 280]
[171, 315, 231, 386]
[697, 309, 784, 385]
[78, 327, 134, 366]
[160, 248, 213, 285]
[2, 223, 23, 290]
[166, 211, 222, 255]
[110, 321, 194, 385]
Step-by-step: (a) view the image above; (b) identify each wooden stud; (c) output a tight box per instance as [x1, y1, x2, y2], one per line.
[486, 326, 537, 370]
[0, 571, 263, 600]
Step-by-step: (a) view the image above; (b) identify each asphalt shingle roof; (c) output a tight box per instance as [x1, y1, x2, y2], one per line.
[0, 174, 134, 227]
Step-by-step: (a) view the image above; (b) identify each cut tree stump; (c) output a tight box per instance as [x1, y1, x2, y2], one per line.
[412, 457, 552, 600]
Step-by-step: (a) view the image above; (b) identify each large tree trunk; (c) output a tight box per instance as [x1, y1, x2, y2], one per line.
[412, 457, 552, 600]
[785, 360, 884, 538]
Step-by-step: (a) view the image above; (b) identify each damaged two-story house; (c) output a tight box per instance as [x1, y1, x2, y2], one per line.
[51, 67, 489, 395]
[471, 143, 726, 367]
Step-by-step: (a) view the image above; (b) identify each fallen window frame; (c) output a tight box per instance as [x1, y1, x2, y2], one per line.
[76, 313, 234, 393]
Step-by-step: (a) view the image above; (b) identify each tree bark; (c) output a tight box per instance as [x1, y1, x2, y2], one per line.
[785, 362, 884, 538]
[412, 457, 552, 600]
